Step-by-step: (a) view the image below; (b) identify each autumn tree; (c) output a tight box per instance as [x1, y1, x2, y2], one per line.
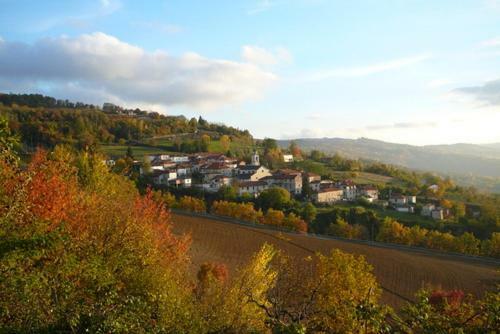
[289, 140, 302, 158]
[220, 134, 231, 152]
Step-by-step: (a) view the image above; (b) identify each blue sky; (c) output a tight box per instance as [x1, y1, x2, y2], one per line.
[1, 0, 500, 145]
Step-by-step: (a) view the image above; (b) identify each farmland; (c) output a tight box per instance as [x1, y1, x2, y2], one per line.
[171, 212, 499, 309]
[100, 138, 254, 159]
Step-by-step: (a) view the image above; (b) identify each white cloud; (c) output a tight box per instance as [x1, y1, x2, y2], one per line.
[242, 45, 292, 66]
[0, 32, 277, 109]
[302, 53, 432, 82]
[248, 0, 276, 15]
[428, 79, 453, 88]
[280, 127, 329, 139]
[480, 37, 500, 47]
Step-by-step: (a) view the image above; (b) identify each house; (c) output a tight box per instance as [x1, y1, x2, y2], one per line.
[310, 180, 321, 192]
[147, 154, 170, 162]
[175, 163, 191, 176]
[169, 177, 192, 188]
[421, 203, 435, 217]
[358, 185, 379, 202]
[198, 175, 232, 192]
[304, 172, 321, 183]
[238, 181, 268, 197]
[389, 194, 416, 206]
[152, 170, 177, 185]
[283, 154, 294, 163]
[312, 187, 344, 204]
[262, 172, 303, 195]
[199, 162, 235, 182]
[396, 206, 415, 213]
[171, 156, 190, 163]
[237, 165, 272, 181]
[431, 208, 445, 220]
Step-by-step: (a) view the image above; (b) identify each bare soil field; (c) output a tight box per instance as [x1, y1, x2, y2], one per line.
[171, 213, 499, 309]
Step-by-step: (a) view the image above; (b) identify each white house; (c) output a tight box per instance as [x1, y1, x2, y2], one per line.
[358, 185, 379, 201]
[283, 154, 294, 163]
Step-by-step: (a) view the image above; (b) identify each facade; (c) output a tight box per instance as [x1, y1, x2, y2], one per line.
[283, 154, 294, 163]
[152, 170, 178, 185]
[304, 172, 321, 183]
[263, 173, 303, 195]
[358, 185, 379, 201]
[312, 187, 343, 204]
[251, 151, 260, 166]
[431, 209, 444, 220]
[238, 181, 268, 197]
[421, 204, 435, 217]
[237, 165, 272, 181]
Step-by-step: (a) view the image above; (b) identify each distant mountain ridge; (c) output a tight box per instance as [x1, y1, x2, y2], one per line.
[278, 137, 500, 178]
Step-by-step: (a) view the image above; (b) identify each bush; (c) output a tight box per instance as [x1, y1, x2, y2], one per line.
[176, 195, 206, 213]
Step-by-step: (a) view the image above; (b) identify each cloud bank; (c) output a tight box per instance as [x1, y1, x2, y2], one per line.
[454, 79, 500, 106]
[0, 32, 277, 109]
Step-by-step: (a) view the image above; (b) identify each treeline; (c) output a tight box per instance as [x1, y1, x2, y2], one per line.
[0, 132, 498, 332]
[0, 93, 99, 109]
[158, 193, 308, 233]
[0, 93, 252, 149]
[316, 207, 500, 258]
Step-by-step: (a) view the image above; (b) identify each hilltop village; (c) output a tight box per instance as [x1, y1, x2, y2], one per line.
[106, 151, 455, 221]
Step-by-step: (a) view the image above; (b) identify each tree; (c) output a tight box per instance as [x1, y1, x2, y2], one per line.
[289, 140, 302, 158]
[301, 202, 317, 223]
[262, 138, 278, 153]
[220, 135, 231, 152]
[261, 208, 286, 226]
[258, 249, 386, 332]
[376, 218, 409, 244]
[200, 134, 211, 152]
[216, 184, 237, 201]
[0, 117, 19, 163]
[126, 145, 134, 160]
[0, 149, 194, 332]
[257, 187, 291, 211]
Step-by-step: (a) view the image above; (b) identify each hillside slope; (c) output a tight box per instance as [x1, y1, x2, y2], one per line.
[171, 213, 499, 309]
[278, 138, 500, 178]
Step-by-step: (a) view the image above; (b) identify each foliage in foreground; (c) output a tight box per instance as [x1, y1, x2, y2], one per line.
[0, 133, 498, 332]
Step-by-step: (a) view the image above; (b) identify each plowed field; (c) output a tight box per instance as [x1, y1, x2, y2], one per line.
[172, 213, 499, 308]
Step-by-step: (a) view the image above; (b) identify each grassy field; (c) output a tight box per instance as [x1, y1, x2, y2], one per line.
[171, 213, 499, 309]
[100, 138, 255, 160]
[100, 144, 174, 159]
[328, 170, 400, 186]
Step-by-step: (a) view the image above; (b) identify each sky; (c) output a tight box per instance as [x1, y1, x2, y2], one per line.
[1, 0, 500, 145]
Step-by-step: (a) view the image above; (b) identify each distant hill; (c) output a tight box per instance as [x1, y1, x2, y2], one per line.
[278, 137, 500, 178]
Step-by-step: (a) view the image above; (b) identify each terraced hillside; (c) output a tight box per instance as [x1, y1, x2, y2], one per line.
[171, 213, 499, 309]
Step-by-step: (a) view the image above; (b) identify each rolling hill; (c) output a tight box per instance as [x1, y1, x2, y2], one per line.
[278, 137, 500, 178]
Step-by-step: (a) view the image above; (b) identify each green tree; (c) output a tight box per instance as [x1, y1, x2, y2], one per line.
[301, 202, 317, 223]
[257, 187, 291, 211]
